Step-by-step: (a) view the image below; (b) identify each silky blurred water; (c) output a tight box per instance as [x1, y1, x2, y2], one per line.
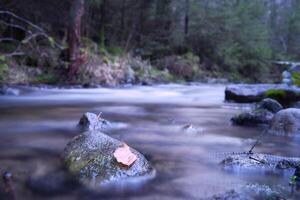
[0, 83, 299, 199]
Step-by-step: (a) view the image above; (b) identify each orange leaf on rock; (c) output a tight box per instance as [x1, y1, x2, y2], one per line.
[113, 143, 137, 167]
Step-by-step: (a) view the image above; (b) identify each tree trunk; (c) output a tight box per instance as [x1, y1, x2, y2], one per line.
[121, 0, 126, 32]
[68, 0, 84, 81]
[184, 0, 189, 37]
[99, 0, 106, 51]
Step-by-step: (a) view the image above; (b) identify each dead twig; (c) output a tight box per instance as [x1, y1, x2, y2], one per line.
[248, 128, 268, 154]
[249, 156, 266, 164]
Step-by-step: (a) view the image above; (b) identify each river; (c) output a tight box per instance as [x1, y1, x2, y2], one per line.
[0, 83, 299, 199]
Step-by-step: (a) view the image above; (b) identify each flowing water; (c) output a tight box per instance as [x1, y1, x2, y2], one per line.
[0, 83, 299, 199]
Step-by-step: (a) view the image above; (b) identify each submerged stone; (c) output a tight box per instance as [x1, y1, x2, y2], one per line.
[63, 131, 155, 188]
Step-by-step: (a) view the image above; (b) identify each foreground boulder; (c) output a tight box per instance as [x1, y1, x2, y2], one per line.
[270, 108, 300, 135]
[231, 98, 282, 126]
[221, 153, 300, 170]
[63, 131, 155, 187]
[225, 84, 300, 103]
[78, 112, 111, 132]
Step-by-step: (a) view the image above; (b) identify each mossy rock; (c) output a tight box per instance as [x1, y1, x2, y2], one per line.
[231, 109, 273, 126]
[265, 89, 286, 100]
[264, 89, 300, 107]
[63, 131, 155, 187]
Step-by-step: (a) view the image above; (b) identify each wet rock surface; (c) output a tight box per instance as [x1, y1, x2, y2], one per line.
[231, 109, 273, 126]
[205, 189, 245, 200]
[270, 108, 300, 135]
[77, 112, 112, 132]
[63, 131, 155, 188]
[181, 124, 203, 135]
[257, 98, 283, 113]
[221, 153, 300, 170]
[205, 183, 287, 200]
[225, 84, 300, 103]
[231, 98, 282, 126]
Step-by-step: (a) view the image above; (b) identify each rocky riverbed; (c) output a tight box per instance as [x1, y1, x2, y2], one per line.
[0, 83, 299, 199]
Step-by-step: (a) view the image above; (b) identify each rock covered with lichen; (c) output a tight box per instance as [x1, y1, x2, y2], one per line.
[63, 131, 155, 187]
[231, 98, 282, 126]
[221, 153, 300, 170]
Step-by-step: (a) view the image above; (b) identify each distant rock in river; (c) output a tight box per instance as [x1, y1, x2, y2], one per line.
[78, 112, 112, 132]
[225, 84, 300, 105]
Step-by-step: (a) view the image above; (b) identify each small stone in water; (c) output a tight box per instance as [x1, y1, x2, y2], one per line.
[113, 143, 137, 167]
[182, 124, 202, 135]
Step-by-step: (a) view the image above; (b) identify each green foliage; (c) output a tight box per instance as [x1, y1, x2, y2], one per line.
[2, 0, 300, 84]
[182, 52, 199, 63]
[81, 37, 98, 53]
[33, 73, 59, 84]
[149, 68, 177, 82]
[99, 26, 105, 53]
[102, 56, 109, 64]
[290, 175, 297, 185]
[189, 0, 272, 82]
[291, 72, 300, 86]
[0, 56, 9, 83]
[106, 45, 124, 56]
[48, 37, 55, 48]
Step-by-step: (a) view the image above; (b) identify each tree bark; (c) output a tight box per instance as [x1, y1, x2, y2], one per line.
[100, 0, 106, 51]
[184, 0, 189, 37]
[68, 0, 84, 81]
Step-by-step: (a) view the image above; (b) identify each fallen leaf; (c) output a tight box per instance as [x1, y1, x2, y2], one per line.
[113, 143, 137, 167]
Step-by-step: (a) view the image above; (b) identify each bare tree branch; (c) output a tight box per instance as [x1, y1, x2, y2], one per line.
[0, 10, 44, 33]
[0, 10, 62, 50]
[0, 37, 19, 43]
[3, 51, 25, 57]
[0, 19, 30, 33]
